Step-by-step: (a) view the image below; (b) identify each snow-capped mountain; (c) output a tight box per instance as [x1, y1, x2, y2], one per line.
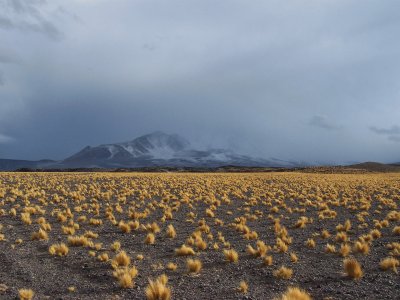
[61, 131, 279, 168]
[0, 132, 310, 170]
[63, 132, 189, 165]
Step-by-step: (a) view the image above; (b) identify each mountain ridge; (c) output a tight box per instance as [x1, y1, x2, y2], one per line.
[60, 131, 278, 168]
[0, 132, 399, 171]
[0, 132, 290, 170]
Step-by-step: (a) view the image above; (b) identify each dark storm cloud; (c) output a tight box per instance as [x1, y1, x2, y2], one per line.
[0, 0, 400, 163]
[0, 16, 13, 29]
[0, 133, 14, 144]
[370, 125, 400, 143]
[0, 47, 22, 64]
[0, 0, 63, 40]
[308, 115, 340, 131]
[389, 136, 400, 143]
[370, 125, 400, 135]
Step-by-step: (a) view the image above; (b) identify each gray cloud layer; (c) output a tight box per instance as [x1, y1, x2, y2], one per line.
[0, 0, 63, 40]
[309, 115, 341, 131]
[370, 125, 400, 143]
[0, 0, 399, 163]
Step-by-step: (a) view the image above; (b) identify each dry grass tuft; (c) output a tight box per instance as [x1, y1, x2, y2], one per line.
[343, 257, 363, 279]
[393, 226, 400, 235]
[380, 257, 399, 274]
[68, 235, 90, 247]
[224, 249, 239, 263]
[339, 244, 351, 257]
[274, 287, 311, 300]
[112, 251, 131, 268]
[166, 224, 177, 238]
[31, 228, 48, 241]
[49, 243, 69, 256]
[273, 266, 293, 279]
[290, 252, 298, 263]
[263, 255, 273, 266]
[354, 241, 370, 255]
[97, 252, 109, 262]
[145, 233, 156, 245]
[187, 258, 202, 274]
[175, 244, 195, 256]
[166, 262, 177, 271]
[336, 219, 351, 232]
[276, 238, 288, 253]
[0, 283, 8, 292]
[111, 241, 121, 252]
[146, 274, 171, 300]
[336, 232, 348, 243]
[305, 238, 316, 248]
[113, 266, 138, 288]
[119, 221, 131, 233]
[19, 288, 35, 300]
[325, 244, 336, 254]
[237, 281, 248, 293]
[321, 229, 331, 239]
[195, 237, 207, 251]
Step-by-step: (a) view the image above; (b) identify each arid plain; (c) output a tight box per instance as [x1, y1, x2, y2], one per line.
[0, 172, 399, 299]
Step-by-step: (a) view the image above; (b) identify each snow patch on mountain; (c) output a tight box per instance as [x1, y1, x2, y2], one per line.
[59, 131, 305, 168]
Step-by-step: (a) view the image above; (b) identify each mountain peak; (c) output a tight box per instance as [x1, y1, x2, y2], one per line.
[58, 131, 280, 168]
[120, 132, 190, 156]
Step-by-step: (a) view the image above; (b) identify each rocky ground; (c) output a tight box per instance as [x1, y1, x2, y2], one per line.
[0, 172, 399, 299]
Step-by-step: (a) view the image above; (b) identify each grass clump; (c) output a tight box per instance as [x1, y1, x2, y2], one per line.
[237, 281, 248, 294]
[175, 244, 195, 256]
[31, 228, 48, 241]
[224, 249, 239, 263]
[146, 274, 171, 300]
[166, 262, 177, 271]
[166, 224, 177, 238]
[145, 233, 155, 245]
[273, 266, 293, 279]
[19, 289, 35, 300]
[49, 243, 69, 256]
[187, 258, 202, 274]
[380, 257, 399, 274]
[112, 251, 131, 268]
[343, 257, 363, 279]
[339, 244, 351, 257]
[113, 266, 138, 288]
[274, 287, 311, 300]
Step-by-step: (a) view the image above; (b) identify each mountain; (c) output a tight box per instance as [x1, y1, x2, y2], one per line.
[0, 132, 305, 170]
[59, 131, 285, 168]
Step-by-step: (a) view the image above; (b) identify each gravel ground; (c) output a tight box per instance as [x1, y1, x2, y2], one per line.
[0, 172, 399, 299]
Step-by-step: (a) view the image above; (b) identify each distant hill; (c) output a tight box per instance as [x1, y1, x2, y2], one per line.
[0, 159, 56, 171]
[344, 162, 400, 173]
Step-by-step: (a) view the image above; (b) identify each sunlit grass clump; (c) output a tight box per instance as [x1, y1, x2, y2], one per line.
[343, 258, 363, 279]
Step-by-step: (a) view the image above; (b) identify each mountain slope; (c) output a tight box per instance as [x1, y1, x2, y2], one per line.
[0, 132, 308, 170]
[60, 132, 278, 168]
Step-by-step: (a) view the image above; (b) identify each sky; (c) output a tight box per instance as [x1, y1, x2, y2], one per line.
[0, 0, 400, 164]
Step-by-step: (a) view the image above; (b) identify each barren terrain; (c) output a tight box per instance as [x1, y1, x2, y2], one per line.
[0, 172, 399, 299]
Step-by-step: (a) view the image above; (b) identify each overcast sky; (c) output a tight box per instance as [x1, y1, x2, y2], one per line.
[0, 0, 400, 163]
